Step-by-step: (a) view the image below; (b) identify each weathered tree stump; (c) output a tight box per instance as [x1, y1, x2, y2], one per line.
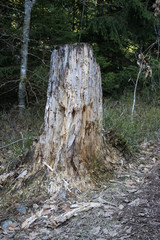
[34, 43, 119, 191]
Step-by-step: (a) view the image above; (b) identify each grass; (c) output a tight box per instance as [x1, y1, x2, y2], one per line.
[0, 92, 160, 170]
[0, 105, 44, 170]
[103, 93, 160, 154]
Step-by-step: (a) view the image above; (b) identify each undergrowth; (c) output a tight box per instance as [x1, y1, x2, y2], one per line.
[103, 93, 160, 154]
[0, 105, 44, 172]
[0, 93, 160, 171]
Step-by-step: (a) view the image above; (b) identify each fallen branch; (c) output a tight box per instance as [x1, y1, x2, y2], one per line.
[21, 210, 43, 229]
[21, 202, 102, 229]
[50, 202, 102, 227]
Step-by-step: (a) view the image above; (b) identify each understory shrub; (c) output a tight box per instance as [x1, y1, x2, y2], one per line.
[103, 94, 160, 153]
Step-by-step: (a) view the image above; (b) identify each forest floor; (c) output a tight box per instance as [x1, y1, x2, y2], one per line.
[0, 139, 160, 240]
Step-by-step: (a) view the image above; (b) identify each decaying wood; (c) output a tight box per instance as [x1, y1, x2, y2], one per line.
[32, 43, 119, 191]
[21, 209, 43, 229]
[50, 202, 102, 227]
[21, 202, 101, 229]
[0, 172, 14, 185]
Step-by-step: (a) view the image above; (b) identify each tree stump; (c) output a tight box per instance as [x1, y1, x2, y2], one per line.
[34, 43, 119, 191]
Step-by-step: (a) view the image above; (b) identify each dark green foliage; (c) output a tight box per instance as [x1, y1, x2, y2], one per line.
[31, 1, 76, 47]
[0, 0, 159, 106]
[84, 0, 156, 95]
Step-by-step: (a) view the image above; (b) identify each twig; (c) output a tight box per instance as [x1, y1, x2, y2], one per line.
[43, 161, 54, 172]
[0, 136, 38, 150]
[0, 139, 24, 150]
[0, 3, 24, 13]
[143, 40, 157, 55]
[0, 79, 19, 89]
[0, 86, 17, 96]
[131, 60, 143, 120]
[20, 132, 25, 149]
[28, 53, 50, 66]
[62, 178, 71, 192]
[26, 79, 39, 104]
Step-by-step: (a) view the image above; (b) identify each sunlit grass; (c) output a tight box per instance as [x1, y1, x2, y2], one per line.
[103, 94, 160, 152]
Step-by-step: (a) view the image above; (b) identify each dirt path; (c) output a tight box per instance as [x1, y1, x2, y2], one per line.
[0, 141, 160, 240]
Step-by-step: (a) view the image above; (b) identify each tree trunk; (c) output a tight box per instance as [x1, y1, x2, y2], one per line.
[18, 0, 36, 114]
[33, 43, 119, 191]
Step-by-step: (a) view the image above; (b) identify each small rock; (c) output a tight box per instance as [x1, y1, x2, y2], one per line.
[54, 227, 63, 234]
[33, 203, 39, 210]
[8, 232, 16, 239]
[128, 198, 140, 206]
[139, 157, 146, 161]
[127, 188, 137, 193]
[42, 236, 49, 240]
[120, 236, 131, 240]
[17, 170, 28, 179]
[103, 228, 109, 235]
[96, 238, 106, 240]
[76, 233, 82, 237]
[104, 211, 114, 217]
[109, 230, 118, 237]
[126, 227, 132, 234]
[115, 224, 122, 229]
[17, 205, 26, 215]
[138, 213, 145, 216]
[1, 220, 13, 231]
[138, 164, 145, 170]
[119, 204, 124, 210]
[90, 226, 101, 235]
[57, 188, 67, 201]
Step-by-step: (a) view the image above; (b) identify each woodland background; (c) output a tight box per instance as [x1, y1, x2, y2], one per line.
[1, 0, 160, 155]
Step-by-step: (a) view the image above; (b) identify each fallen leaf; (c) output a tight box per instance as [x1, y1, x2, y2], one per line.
[43, 204, 51, 210]
[49, 204, 58, 211]
[50, 195, 57, 201]
[42, 209, 51, 216]
[8, 222, 18, 231]
[63, 205, 71, 212]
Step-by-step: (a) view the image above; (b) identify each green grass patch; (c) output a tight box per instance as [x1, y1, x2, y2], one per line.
[103, 94, 160, 153]
[0, 105, 44, 170]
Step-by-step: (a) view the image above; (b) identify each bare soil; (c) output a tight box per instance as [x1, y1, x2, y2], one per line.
[0, 141, 160, 240]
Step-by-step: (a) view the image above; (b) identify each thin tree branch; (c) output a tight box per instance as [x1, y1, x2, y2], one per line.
[0, 86, 17, 96]
[0, 139, 24, 150]
[28, 53, 50, 66]
[131, 61, 143, 120]
[0, 3, 24, 13]
[0, 80, 20, 89]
